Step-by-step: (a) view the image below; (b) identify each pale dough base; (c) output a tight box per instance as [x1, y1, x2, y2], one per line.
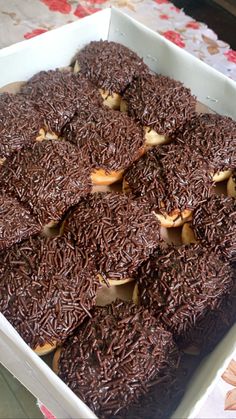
[91, 168, 124, 186]
[181, 223, 197, 245]
[153, 208, 192, 228]
[98, 273, 135, 287]
[212, 170, 232, 183]
[52, 347, 61, 374]
[144, 127, 168, 146]
[99, 89, 121, 110]
[34, 342, 57, 356]
[227, 175, 236, 198]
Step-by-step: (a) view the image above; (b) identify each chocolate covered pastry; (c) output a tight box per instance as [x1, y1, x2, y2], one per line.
[65, 192, 161, 285]
[73, 40, 148, 109]
[182, 196, 236, 260]
[20, 70, 102, 137]
[122, 74, 196, 145]
[0, 194, 40, 251]
[136, 245, 234, 343]
[174, 113, 236, 182]
[0, 92, 44, 161]
[0, 234, 100, 355]
[123, 144, 212, 227]
[63, 106, 145, 185]
[54, 300, 179, 418]
[0, 140, 92, 226]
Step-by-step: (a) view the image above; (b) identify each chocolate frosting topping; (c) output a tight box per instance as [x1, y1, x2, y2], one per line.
[0, 140, 92, 225]
[57, 299, 179, 418]
[124, 144, 212, 213]
[0, 235, 100, 349]
[192, 195, 236, 260]
[74, 40, 149, 94]
[65, 192, 161, 281]
[137, 244, 234, 338]
[0, 194, 40, 251]
[63, 106, 145, 171]
[123, 74, 196, 135]
[20, 70, 103, 134]
[174, 113, 236, 172]
[0, 92, 43, 158]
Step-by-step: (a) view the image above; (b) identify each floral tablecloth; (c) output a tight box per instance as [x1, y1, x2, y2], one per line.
[0, 1, 235, 418]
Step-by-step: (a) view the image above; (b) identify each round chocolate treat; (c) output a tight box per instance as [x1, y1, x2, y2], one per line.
[179, 272, 236, 353]
[64, 193, 161, 283]
[0, 194, 40, 251]
[192, 195, 236, 260]
[0, 92, 44, 159]
[20, 70, 103, 135]
[123, 73, 196, 137]
[0, 140, 92, 226]
[0, 235, 100, 353]
[137, 244, 234, 339]
[63, 105, 145, 179]
[74, 40, 148, 94]
[124, 144, 212, 214]
[174, 113, 236, 177]
[55, 300, 179, 418]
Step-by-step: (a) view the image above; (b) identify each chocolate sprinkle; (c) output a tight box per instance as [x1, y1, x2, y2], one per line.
[0, 140, 92, 225]
[124, 144, 212, 213]
[123, 74, 196, 136]
[63, 106, 145, 171]
[74, 40, 149, 94]
[20, 70, 103, 134]
[137, 244, 234, 339]
[0, 194, 40, 251]
[65, 193, 161, 281]
[0, 234, 100, 349]
[178, 271, 236, 352]
[57, 299, 180, 418]
[174, 113, 236, 172]
[192, 195, 236, 260]
[0, 92, 44, 159]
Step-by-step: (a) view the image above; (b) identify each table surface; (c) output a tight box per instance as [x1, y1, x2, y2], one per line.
[0, 1, 236, 418]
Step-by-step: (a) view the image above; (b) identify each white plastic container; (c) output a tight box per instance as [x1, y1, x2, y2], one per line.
[0, 8, 235, 418]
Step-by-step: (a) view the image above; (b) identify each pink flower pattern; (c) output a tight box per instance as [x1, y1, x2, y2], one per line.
[162, 30, 185, 48]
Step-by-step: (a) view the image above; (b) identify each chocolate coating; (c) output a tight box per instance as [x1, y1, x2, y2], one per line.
[178, 271, 236, 352]
[0, 235, 100, 349]
[123, 74, 196, 136]
[20, 70, 103, 134]
[74, 40, 148, 94]
[65, 193, 161, 281]
[124, 144, 212, 213]
[174, 113, 236, 172]
[63, 106, 145, 171]
[0, 140, 92, 225]
[137, 245, 234, 339]
[0, 92, 43, 158]
[0, 194, 40, 251]
[57, 299, 179, 418]
[192, 195, 236, 260]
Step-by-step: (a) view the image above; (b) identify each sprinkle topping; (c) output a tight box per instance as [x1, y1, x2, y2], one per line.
[63, 106, 144, 171]
[58, 299, 179, 418]
[0, 235, 100, 349]
[123, 74, 196, 135]
[65, 192, 161, 281]
[0, 140, 92, 225]
[75, 40, 149, 94]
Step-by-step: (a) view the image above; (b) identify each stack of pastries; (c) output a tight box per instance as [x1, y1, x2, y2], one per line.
[0, 40, 236, 418]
